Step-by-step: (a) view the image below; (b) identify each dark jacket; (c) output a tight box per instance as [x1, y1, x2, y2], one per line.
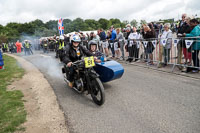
[63, 44, 93, 64]
[143, 30, 155, 50]
[64, 37, 70, 45]
[143, 30, 155, 39]
[125, 31, 131, 40]
[178, 21, 192, 48]
[90, 50, 103, 59]
[99, 31, 107, 41]
[106, 34, 111, 43]
[178, 21, 188, 34]
[183, 25, 193, 49]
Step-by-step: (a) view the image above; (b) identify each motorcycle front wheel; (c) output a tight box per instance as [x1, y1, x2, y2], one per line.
[90, 78, 105, 106]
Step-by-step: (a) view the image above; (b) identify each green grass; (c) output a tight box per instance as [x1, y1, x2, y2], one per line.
[0, 55, 26, 133]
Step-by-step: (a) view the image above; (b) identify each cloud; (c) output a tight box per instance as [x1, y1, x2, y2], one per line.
[0, 0, 199, 25]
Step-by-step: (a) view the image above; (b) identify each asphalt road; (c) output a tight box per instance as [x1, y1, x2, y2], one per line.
[19, 51, 200, 133]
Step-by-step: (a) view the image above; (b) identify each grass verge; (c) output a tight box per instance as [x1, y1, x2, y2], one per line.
[0, 54, 26, 133]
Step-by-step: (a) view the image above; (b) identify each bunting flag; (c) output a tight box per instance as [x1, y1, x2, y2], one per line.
[129, 40, 134, 47]
[136, 41, 140, 49]
[110, 43, 113, 47]
[151, 40, 157, 48]
[58, 18, 64, 35]
[161, 39, 167, 46]
[185, 40, 193, 49]
[114, 42, 118, 50]
[143, 41, 148, 48]
[173, 39, 180, 47]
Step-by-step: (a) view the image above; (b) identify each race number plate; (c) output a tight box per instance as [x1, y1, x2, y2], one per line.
[84, 56, 95, 68]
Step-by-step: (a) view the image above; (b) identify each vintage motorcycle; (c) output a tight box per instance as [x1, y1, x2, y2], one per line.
[62, 56, 105, 105]
[62, 56, 124, 106]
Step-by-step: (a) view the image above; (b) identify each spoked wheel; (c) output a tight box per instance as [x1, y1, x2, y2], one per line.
[90, 78, 105, 106]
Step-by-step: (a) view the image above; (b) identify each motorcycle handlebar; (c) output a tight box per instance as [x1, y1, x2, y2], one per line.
[72, 60, 84, 67]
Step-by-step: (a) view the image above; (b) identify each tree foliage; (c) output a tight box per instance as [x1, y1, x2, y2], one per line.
[130, 19, 138, 27]
[140, 20, 147, 25]
[0, 18, 127, 42]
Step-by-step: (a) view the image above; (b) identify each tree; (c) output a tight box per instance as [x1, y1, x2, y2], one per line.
[122, 20, 129, 25]
[108, 18, 125, 29]
[30, 19, 44, 28]
[63, 19, 72, 24]
[98, 18, 110, 30]
[130, 19, 138, 27]
[45, 20, 57, 30]
[0, 17, 143, 41]
[140, 20, 147, 25]
[0, 24, 3, 30]
[1, 26, 20, 41]
[63, 19, 73, 33]
[17, 22, 35, 35]
[0, 34, 8, 43]
[5, 23, 22, 34]
[72, 18, 88, 31]
[109, 18, 121, 25]
[85, 19, 100, 30]
[64, 23, 73, 33]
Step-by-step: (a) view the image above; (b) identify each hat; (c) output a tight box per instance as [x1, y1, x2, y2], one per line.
[126, 27, 131, 31]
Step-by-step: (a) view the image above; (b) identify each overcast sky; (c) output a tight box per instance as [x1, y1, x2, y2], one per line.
[0, 0, 199, 26]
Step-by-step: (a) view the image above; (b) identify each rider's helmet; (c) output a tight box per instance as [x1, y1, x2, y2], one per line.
[59, 35, 64, 40]
[71, 34, 81, 43]
[88, 40, 97, 51]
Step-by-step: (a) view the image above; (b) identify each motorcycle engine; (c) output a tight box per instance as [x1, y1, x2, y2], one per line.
[75, 78, 84, 92]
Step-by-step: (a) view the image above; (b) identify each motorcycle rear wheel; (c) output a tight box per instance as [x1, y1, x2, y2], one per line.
[90, 78, 105, 106]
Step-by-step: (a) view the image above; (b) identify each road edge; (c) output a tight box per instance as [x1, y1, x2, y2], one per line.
[6, 53, 69, 133]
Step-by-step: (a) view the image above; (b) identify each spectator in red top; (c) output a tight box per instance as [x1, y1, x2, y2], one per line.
[15, 40, 22, 53]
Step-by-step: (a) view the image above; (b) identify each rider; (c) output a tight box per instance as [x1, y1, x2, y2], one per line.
[88, 40, 106, 63]
[43, 39, 48, 53]
[23, 40, 31, 55]
[63, 34, 94, 88]
[55, 36, 59, 57]
[57, 35, 65, 62]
